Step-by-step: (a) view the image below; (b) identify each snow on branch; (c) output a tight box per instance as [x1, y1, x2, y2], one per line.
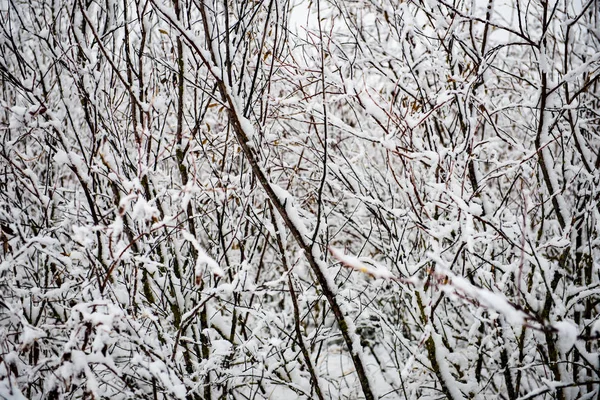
[182, 230, 224, 280]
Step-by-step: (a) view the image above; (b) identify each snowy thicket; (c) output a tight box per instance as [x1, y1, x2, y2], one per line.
[1, 0, 599, 399]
